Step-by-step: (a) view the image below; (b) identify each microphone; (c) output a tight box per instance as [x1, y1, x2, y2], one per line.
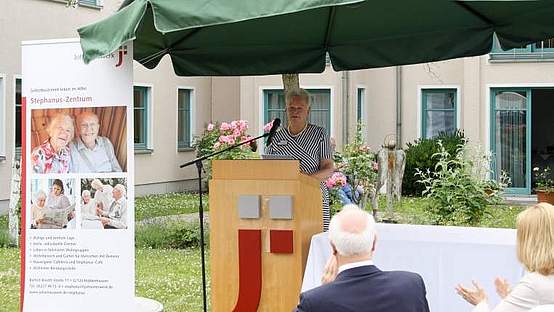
[266, 118, 281, 146]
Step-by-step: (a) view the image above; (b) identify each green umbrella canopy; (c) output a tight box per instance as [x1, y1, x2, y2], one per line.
[78, 0, 554, 76]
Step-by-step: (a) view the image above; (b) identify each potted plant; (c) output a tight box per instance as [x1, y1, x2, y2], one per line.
[533, 166, 554, 204]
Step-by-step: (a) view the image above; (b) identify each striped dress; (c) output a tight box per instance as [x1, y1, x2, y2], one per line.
[265, 124, 332, 230]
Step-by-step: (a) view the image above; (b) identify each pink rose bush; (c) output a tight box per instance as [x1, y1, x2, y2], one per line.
[193, 120, 260, 178]
[325, 172, 347, 189]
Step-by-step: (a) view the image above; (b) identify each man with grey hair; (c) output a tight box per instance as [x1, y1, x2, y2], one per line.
[294, 204, 430, 312]
[99, 184, 127, 229]
[70, 111, 122, 173]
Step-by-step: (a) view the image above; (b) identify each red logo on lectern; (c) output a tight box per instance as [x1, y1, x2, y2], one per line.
[233, 229, 293, 311]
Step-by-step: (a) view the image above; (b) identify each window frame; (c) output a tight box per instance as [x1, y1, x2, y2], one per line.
[133, 85, 153, 152]
[418, 86, 460, 139]
[14, 76, 22, 158]
[176, 87, 195, 151]
[356, 87, 366, 124]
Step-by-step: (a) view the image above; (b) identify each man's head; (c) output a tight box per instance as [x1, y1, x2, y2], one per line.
[77, 112, 100, 147]
[285, 88, 310, 125]
[112, 184, 126, 200]
[328, 204, 377, 261]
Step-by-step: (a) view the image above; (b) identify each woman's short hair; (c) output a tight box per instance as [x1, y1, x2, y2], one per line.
[516, 203, 554, 275]
[82, 190, 91, 198]
[285, 88, 310, 106]
[47, 113, 75, 139]
[52, 179, 65, 194]
[35, 190, 47, 202]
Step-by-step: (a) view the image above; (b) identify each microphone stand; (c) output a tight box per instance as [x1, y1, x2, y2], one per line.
[179, 131, 270, 312]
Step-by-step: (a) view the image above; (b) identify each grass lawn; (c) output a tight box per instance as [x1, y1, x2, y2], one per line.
[135, 193, 208, 221]
[391, 197, 525, 228]
[0, 247, 210, 312]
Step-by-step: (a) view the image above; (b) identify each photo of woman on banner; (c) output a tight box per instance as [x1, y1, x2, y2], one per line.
[70, 111, 122, 173]
[31, 113, 74, 174]
[30, 107, 127, 174]
[31, 178, 75, 229]
[30, 190, 47, 229]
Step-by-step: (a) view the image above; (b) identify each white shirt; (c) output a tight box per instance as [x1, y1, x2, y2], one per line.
[338, 260, 375, 274]
[70, 136, 122, 173]
[474, 272, 554, 312]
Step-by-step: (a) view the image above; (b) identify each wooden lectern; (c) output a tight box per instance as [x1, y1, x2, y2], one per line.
[209, 159, 323, 312]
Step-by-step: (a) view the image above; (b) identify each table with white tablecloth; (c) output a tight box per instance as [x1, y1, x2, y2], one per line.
[302, 223, 524, 312]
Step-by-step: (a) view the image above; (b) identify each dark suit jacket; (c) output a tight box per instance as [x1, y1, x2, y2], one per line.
[293, 265, 430, 312]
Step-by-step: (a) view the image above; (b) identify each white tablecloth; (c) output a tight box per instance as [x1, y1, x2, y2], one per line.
[302, 223, 524, 312]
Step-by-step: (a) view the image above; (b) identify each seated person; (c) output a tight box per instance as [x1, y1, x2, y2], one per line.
[456, 203, 554, 311]
[70, 111, 122, 173]
[294, 204, 430, 312]
[31, 190, 47, 229]
[31, 113, 74, 174]
[97, 184, 127, 229]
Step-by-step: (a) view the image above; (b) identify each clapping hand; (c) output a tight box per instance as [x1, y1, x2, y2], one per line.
[456, 280, 487, 306]
[321, 255, 338, 285]
[494, 277, 511, 299]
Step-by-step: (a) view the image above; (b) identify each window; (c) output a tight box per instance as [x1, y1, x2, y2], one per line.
[78, 0, 102, 7]
[15, 78, 22, 156]
[490, 35, 554, 61]
[133, 86, 150, 150]
[263, 89, 331, 135]
[421, 89, 457, 139]
[177, 89, 193, 149]
[357, 88, 365, 123]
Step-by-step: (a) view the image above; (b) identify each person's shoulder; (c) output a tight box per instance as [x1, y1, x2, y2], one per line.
[300, 282, 337, 301]
[97, 136, 114, 145]
[307, 124, 326, 136]
[385, 270, 423, 279]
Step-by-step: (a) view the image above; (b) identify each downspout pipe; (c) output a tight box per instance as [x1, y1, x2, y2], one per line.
[396, 66, 402, 147]
[342, 71, 350, 145]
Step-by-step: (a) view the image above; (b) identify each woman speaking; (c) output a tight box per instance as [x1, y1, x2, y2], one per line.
[265, 88, 334, 230]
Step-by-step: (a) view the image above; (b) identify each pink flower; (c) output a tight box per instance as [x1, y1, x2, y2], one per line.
[213, 142, 221, 149]
[230, 120, 238, 130]
[220, 122, 231, 131]
[372, 161, 379, 172]
[219, 135, 234, 144]
[325, 179, 335, 189]
[233, 128, 242, 138]
[238, 120, 248, 132]
[264, 120, 274, 133]
[207, 123, 214, 131]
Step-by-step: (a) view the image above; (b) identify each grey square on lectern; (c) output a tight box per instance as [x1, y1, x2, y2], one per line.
[269, 195, 293, 219]
[238, 195, 261, 219]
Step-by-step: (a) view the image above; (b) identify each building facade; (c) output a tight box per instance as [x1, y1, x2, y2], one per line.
[1, 0, 552, 212]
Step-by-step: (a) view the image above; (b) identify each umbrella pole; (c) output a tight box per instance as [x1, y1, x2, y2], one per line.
[195, 161, 208, 312]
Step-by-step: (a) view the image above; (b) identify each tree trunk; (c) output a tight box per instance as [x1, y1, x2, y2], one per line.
[8, 159, 21, 247]
[282, 74, 299, 95]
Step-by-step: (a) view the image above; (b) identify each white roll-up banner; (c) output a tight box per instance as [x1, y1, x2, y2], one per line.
[20, 39, 134, 312]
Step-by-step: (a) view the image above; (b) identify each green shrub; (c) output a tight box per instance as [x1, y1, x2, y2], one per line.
[403, 130, 465, 196]
[136, 220, 209, 249]
[416, 141, 507, 226]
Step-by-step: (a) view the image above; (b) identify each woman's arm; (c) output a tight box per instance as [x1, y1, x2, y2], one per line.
[310, 159, 335, 181]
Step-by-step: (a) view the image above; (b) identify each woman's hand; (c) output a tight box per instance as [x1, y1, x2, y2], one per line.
[456, 280, 487, 306]
[494, 277, 511, 299]
[321, 255, 338, 285]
